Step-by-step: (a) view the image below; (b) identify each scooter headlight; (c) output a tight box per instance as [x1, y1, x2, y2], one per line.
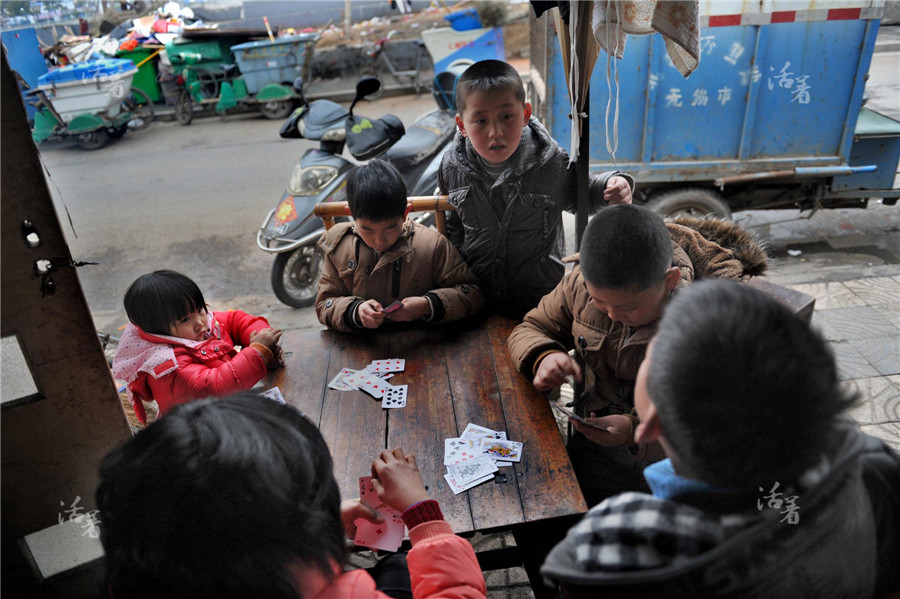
[288, 164, 339, 196]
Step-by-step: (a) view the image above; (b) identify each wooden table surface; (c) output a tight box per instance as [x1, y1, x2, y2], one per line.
[264, 313, 589, 536]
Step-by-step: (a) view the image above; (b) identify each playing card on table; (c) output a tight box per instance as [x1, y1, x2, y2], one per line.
[366, 358, 406, 374]
[480, 439, 523, 462]
[381, 384, 408, 409]
[354, 476, 405, 552]
[328, 368, 357, 391]
[443, 437, 482, 466]
[448, 456, 498, 485]
[461, 423, 507, 441]
[444, 470, 495, 494]
[261, 386, 285, 404]
[343, 370, 387, 399]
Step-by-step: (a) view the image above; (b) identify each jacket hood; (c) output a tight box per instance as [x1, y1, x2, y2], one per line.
[667, 215, 768, 278]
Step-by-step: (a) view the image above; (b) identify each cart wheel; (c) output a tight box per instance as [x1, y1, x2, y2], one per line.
[184, 66, 220, 100]
[645, 188, 732, 219]
[175, 90, 193, 126]
[123, 88, 154, 131]
[74, 128, 109, 150]
[109, 124, 128, 139]
[259, 100, 294, 120]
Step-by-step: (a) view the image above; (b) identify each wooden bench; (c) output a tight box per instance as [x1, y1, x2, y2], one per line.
[313, 196, 452, 234]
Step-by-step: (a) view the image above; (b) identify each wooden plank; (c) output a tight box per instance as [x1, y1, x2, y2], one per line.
[441, 315, 526, 531]
[267, 329, 333, 422]
[322, 331, 391, 501]
[385, 325, 476, 534]
[487, 316, 588, 523]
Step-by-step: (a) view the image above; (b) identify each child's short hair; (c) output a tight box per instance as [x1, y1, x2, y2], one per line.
[123, 270, 206, 335]
[580, 204, 673, 290]
[96, 393, 344, 599]
[346, 158, 408, 222]
[454, 59, 526, 116]
[647, 280, 855, 489]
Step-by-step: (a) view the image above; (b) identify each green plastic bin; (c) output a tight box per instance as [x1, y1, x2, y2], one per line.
[165, 37, 240, 76]
[116, 48, 161, 102]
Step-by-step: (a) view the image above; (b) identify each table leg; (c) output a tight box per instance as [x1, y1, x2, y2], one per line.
[511, 514, 581, 599]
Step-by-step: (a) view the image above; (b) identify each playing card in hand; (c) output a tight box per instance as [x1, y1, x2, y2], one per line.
[354, 476, 405, 552]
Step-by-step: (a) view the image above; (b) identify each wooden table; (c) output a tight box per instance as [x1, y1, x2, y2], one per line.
[265, 313, 588, 595]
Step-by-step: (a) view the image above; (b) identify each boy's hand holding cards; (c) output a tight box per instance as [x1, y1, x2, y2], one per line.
[353, 476, 404, 552]
[551, 403, 621, 433]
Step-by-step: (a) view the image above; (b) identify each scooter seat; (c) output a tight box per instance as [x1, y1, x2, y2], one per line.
[300, 99, 348, 140]
[383, 110, 456, 172]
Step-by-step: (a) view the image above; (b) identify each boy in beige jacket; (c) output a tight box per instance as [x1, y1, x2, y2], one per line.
[316, 159, 484, 332]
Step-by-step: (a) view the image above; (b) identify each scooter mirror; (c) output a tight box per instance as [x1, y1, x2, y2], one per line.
[292, 76, 304, 93]
[355, 76, 381, 100]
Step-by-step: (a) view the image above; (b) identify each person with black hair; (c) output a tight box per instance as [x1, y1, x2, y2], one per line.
[96, 393, 488, 599]
[540, 280, 900, 598]
[112, 270, 283, 423]
[438, 59, 634, 319]
[508, 204, 768, 505]
[316, 159, 483, 331]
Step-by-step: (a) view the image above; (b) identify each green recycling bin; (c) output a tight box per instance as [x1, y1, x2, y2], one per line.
[116, 47, 161, 102]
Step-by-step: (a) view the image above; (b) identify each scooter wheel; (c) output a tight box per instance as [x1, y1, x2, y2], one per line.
[271, 246, 323, 308]
[74, 128, 109, 150]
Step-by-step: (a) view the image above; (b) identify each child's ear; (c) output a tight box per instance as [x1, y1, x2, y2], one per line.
[634, 402, 663, 445]
[663, 267, 681, 291]
[523, 102, 532, 122]
[403, 203, 413, 220]
[455, 114, 467, 137]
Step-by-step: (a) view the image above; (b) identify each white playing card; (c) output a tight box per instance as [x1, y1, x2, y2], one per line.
[494, 461, 514, 467]
[261, 386, 285, 404]
[448, 456, 498, 485]
[443, 437, 482, 466]
[366, 358, 406, 374]
[443, 471, 495, 494]
[461, 423, 507, 441]
[354, 476, 405, 551]
[343, 370, 387, 399]
[381, 384, 408, 409]
[328, 368, 357, 391]
[480, 439, 524, 462]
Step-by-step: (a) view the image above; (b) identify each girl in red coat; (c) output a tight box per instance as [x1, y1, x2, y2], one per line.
[112, 270, 283, 423]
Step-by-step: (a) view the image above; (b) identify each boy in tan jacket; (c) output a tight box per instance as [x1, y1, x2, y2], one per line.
[316, 159, 484, 332]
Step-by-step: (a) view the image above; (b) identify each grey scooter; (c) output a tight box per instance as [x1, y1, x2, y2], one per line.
[256, 70, 461, 308]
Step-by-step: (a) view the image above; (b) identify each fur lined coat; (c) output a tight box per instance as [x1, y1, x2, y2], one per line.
[507, 216, 767, 414]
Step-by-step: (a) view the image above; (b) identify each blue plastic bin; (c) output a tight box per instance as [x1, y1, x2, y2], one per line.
[444, 8, 481, 31]
[230, 34, 319, 95]
[38, 58, 135, 85]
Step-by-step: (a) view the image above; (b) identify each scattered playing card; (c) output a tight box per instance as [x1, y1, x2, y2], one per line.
[443, 438, 481, 466]
[328, 368, 358, 391]
[461, 423, 506, 441]
[261, 386, 285, 404]
[481, 439, 524, 462]
[381, 384, 408, 409]
[494, 461, 513, 467]
[342, 370, 387, 398]
[444, 471, 496, 494]
[366, 358, 406, 374]
[448, 456, 498, 485]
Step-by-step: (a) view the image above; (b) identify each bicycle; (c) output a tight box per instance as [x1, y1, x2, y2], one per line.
[363, 30, 432, 100]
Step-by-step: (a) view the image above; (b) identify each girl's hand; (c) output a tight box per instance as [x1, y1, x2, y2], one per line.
[533, 352, 582, 392]
[340, 498, 382, 540]
[371, 448, 430, 513]
[250, 328, 282, 351]
[604, 176, 632, 205]
[358, 300, 385, 329]
[571, 413, 632, 447]
[269, 345, 285, 369]
[384, 297, 431, 322]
